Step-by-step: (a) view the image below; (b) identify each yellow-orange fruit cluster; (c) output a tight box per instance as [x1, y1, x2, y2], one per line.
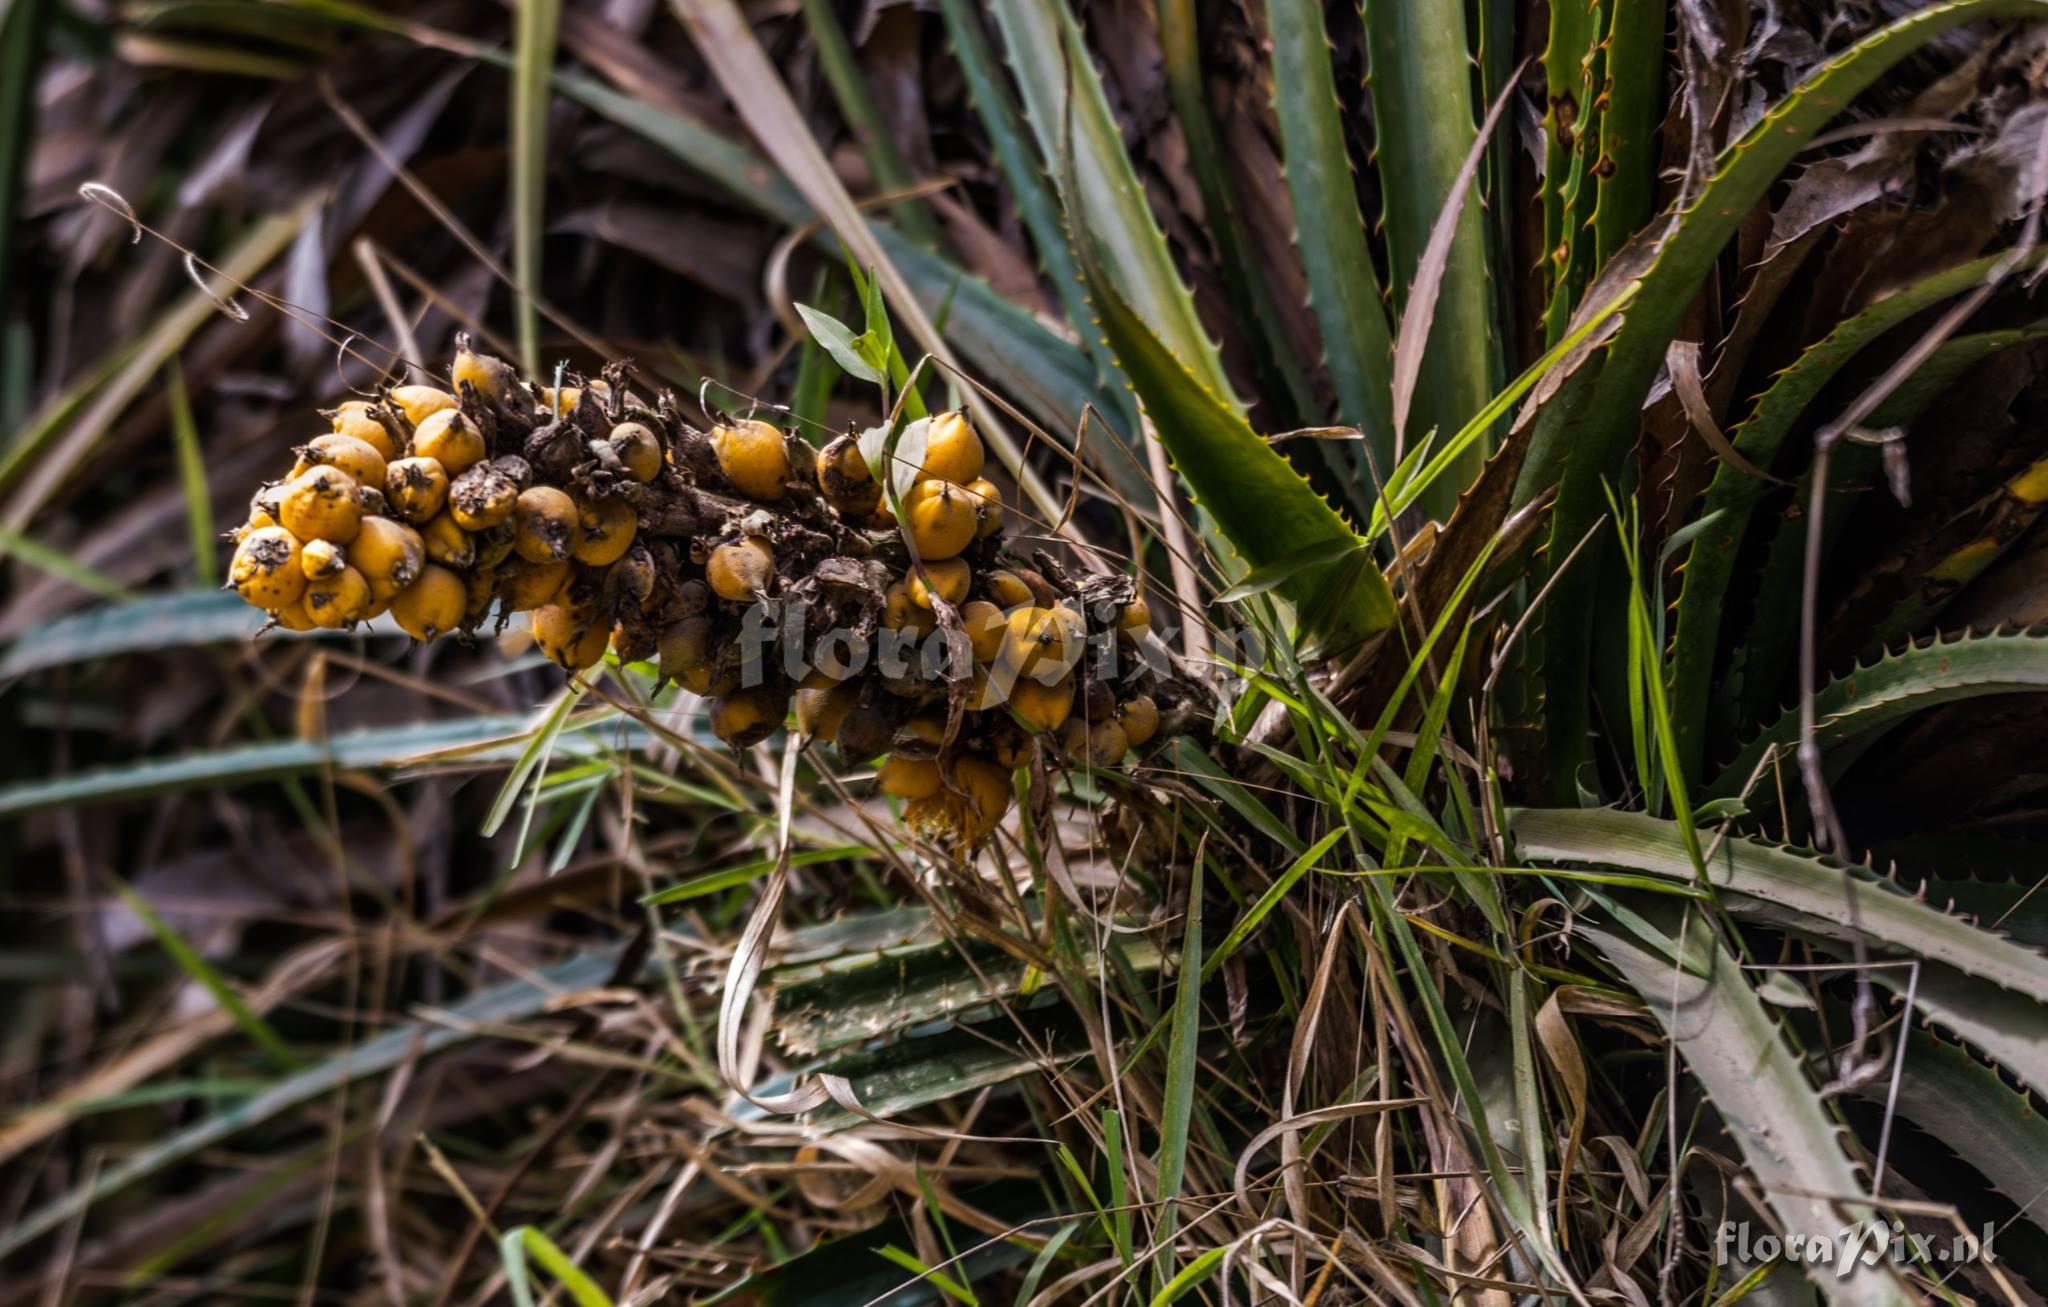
[236, 347, 1183, 850]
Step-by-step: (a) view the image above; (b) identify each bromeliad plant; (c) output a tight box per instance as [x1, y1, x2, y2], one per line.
[37, 0, 2048, 1300]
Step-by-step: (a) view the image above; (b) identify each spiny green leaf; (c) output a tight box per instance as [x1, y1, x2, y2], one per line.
[1517, 0, 2048, 797]
[1265, 0, 1396, 470]
[1669, 251, 2048, 781]
[1513, 807, 2048, 1002]
[1575, 902, 1908, 1307]
[1076, 238, 1394, 651]
[1711, 629, 2048, 800]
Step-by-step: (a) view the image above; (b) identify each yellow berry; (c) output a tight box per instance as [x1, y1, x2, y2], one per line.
[1001, 606, 1084, 680]
[412, 409, 486, 477]
[389, 564, 465, 641]
[420, 512, 474, 568]
[463, 567, 497, 623]
[1119, 597, 1152, 642]
[279, 467, 363, 545]
[1060, 716, 1129, 766]
[675, 660, 739, 697]
[1009, 675, 1074, 733]
[391, 384, 456, 427]
[230, 526, 306, 608]
[1118, 695, 1160, 748]
[961, 600, 1006, 663]
[573, 496, 637, 567]
[350, 515, 425, 602]
[878, 753, 943, 800]
[904, 754, 1011, 847]
[795, 681, 861, 741]
[984, 569, 1034, 610]
[503, 560, 572, 612]
[448, 462, 518, 531]
[299, 537, 346, 580]
[385, 457, 450, 523]
[883, 579, 937, 636]
[902, 479, 977, 561]
[451, 344, 519, 407]
[513, 486, 583, 563]
[918, 411, 985, 484]
[712, 419, 791, 500]
[706, 536, 774, 601]
[709, 687, 787, 748]
[963, 477, 1003, 538]
[817, 433, 881, 517]
[271, 596, 317, 631]
[331, 401, 399, 462]
[530, 602, 610, 671]
[910, 558, 971, 609]
[473, 523, 517, 569]
[295, 432, 387, 488]
[659, 614, 713, 681]
[304, 564, 371, 628]
[608, 422, 663, 483]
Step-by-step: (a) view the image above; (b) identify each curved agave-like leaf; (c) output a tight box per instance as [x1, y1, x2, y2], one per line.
[1668, 254, 2045, 780]
[1509, 0, 2048, 797]
[985, 0, 1234, 408]
[1709, 629, 2048, 800]
[1510, 807, 2048, 1001]
[1851, 1025, 2048, 1240]
[1075, 229, 1396, 652]
[1575, 903, 1909, 1307]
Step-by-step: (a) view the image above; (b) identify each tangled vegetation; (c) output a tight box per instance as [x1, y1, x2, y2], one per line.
[7, 0, 2048, 1305]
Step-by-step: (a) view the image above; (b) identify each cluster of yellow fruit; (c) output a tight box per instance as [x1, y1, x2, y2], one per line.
[230, 343, 1183, 846]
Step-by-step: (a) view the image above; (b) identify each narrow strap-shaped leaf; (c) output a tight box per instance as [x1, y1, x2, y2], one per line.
[0, 714, 648, 817]
[1514, 806, 2048, 1002]
[1710, 629, 2048, 800]
[1265, 0, 1396, 472]
[1588, 0, 1664, 264]
[1852, 1025, 2048, 1239]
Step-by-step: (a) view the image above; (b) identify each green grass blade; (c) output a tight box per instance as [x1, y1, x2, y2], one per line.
[0, 523, 133, 602]
[515, 1227, 613, 1307]
[107, 874, 300, 1068]
[510, 0, 562, 375]
[1201, 828, 1344, 981]
[988, 0, 1235, 407]
[1264, 0, 1396, 469]
[165, 361, 216, 586]
[1149, 853, 1203, 1295]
